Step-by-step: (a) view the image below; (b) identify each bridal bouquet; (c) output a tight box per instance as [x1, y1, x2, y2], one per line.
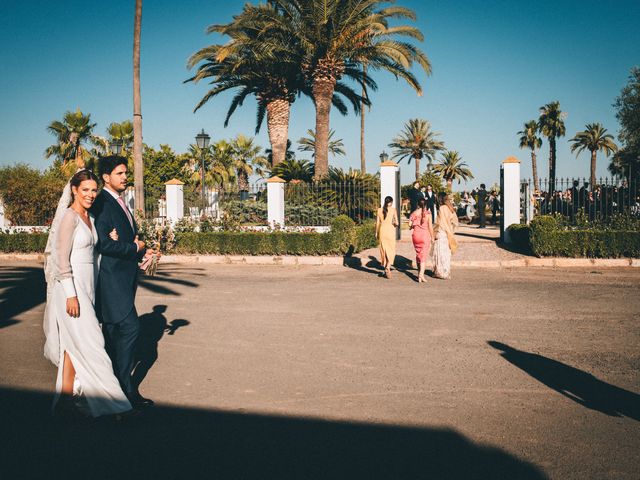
[135, 210, 173, 277]
[139, 252, 160, 276]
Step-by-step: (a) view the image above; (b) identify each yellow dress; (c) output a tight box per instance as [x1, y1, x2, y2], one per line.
[376, 207, 397, 268]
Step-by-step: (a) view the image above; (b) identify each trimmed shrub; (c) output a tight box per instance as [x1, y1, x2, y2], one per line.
[354, 220, 377, 251]
[328, 215, 356, 253]
[506, 223, 532, 255]
[173, 231, 339, 255]
[531, 229, 640, 258]
[507, 215, 640, 258]
[172, 215, 371, 256]
[0, 232, 48, 253]
[0, 216, 378, 256]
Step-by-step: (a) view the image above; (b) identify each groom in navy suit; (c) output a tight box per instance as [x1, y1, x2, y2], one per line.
[93, 155, 154, 408]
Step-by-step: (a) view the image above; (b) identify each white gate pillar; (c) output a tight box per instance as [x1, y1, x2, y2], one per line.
[380, 159, 401, 239]
[165, 179, 184, 224]
[267, 176, 285, 228]
[124, 187, 135, 211]
[501, 156, 521, 243]
[0, 196, 7, 228]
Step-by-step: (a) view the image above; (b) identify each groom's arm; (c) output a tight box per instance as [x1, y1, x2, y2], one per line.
[95, 209, 139, 260]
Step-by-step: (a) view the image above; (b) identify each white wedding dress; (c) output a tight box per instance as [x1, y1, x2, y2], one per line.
[48, 208, 131, 417]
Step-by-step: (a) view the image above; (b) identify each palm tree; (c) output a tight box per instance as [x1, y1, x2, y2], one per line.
[267, 0, 431, 180]
[570, 123, 618, 188]
[270, 158, 315, 182]
[186, 3, 367, 167]
[232, 134, 269, 193]
[388, 119, 445, 180]
[107, 120, 134, 153]
[518, 120, 542, 192]
[185, 144, 235, 190]
[538, 101, 566, 192]
[266, 139, 295, 165]
[45, 109, 97, 176]
[325, 166, 379, 219]
[298, 129, 346, 158]
[433, 150, 474, 190]
[360, 63, 369, 174]
[133, 0, 144, 213]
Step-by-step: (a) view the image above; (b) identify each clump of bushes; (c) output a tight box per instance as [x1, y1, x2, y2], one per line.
[0, 164, 66, 226]
[0, 215, 378, 256]
[507, 214, 640, 258]
[0, 232, 48, 252]
[173, 215, 376, 256]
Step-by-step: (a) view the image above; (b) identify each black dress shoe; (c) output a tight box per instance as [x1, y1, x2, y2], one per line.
[131, 395, 155, 408]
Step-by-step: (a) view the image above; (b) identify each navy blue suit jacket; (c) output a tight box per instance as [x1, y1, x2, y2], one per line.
[92, 190, 144, 324]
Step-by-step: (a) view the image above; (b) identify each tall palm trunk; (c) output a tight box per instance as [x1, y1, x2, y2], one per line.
[312, 77, 335, 180]
[133, 0, 144, 214]
[590, 149, 597, 190]
[414, 156, 421, 181]
[548, 138, 556, 193]
[238, 170, 249, 191]
[446, 178, 453, 191]
[360, 64, 367, 174]
[530, 150, 539, 192]
[265, 98, 290, 167]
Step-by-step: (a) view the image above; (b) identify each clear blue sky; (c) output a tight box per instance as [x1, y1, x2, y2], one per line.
[1, 0, 638, 186]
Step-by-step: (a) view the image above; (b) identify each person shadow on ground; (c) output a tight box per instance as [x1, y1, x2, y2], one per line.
[488, 341, 639, 421]
[132, 305, 190, 391]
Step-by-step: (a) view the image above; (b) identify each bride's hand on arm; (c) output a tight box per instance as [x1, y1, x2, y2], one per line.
[66, 297, 80, 317]
[109, 228, 119, 241]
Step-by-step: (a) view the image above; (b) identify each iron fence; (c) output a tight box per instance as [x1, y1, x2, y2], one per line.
[284, 180, 379, 226]
[523, 176, 639, 224]
[183, 182, 268, 225]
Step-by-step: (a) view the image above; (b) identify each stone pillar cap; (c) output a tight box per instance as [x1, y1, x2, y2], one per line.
[165, 178, 185, 185]
[380, 160, 399, 167]
[502, 156, 520, 164]
[267, 176, 286, 183]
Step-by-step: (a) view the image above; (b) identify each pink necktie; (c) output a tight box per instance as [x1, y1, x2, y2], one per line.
[117, 196, 134, 229]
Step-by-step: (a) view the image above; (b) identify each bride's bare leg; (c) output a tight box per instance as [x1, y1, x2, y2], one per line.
[61, 351, 76, 396]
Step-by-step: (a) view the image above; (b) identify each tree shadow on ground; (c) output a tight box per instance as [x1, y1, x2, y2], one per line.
[132, 305, 190, 393]
[488, 341, 640, 421]
[0, 266, 46, 328]
[0, 387, 547, 480]
[138, 266, 200, 296]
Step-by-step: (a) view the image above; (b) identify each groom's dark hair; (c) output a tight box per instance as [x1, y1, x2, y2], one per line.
[99, 155, 128, 179]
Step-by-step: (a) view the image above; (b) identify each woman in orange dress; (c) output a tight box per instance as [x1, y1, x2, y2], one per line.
[375, 196, 398, 278]
[409, 198, 434, 283]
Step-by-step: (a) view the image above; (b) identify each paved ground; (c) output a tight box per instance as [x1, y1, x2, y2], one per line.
[1, 261, 639, 479]
[358, 224, 528, 266]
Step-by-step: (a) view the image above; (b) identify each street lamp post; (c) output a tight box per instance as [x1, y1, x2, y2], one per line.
[195, 129, 211, 213]
[379, 151, 389, 163]
[109, 140, 123, 156]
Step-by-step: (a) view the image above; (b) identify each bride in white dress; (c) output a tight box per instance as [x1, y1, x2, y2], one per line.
[43, 169, 132, 418]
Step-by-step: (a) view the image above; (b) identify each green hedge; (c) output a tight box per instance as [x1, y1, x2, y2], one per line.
[174, 216, 377, 256]
[0, 232, 48, 253]
[507, 216, 640, 258]
[0, 216, 378, 256]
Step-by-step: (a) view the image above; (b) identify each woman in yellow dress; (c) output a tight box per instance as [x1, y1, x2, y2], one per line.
[376, 196, 399, 278]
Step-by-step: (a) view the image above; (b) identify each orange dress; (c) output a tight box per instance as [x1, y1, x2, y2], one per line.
[409, 209, 432, 265]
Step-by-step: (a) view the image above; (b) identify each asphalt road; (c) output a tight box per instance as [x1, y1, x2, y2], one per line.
[1, 261, 639, 479]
